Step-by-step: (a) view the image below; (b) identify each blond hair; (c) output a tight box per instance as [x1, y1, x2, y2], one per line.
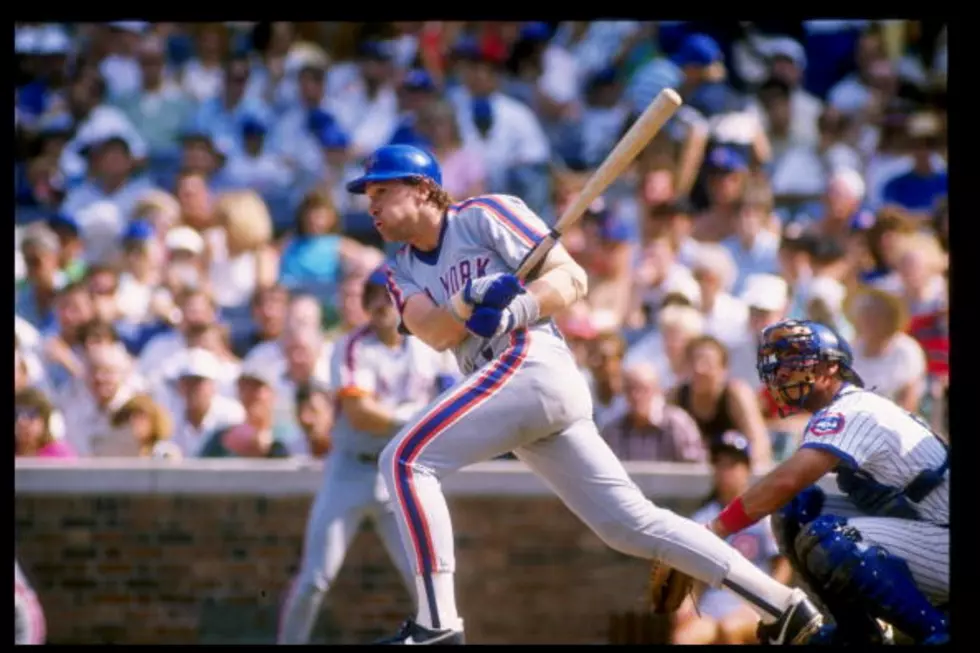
[658, 304, 705, 337]
[895, 232, 949, 275]
[692, 243, 738, 293]
[111, 394, 174, 457]
[133, 190, 181, 229]
[214, 190, 273, 253]
[845, 287, 910, 338]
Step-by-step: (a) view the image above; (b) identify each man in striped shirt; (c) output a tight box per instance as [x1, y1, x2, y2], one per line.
[705, 319, 949, 645]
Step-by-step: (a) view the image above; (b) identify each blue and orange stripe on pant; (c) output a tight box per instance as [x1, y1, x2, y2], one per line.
[391, 329, 530, 629]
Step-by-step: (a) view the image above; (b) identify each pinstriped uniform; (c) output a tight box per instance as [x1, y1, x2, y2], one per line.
[800, 385, 949, 603]
[381, 194, 782, 629]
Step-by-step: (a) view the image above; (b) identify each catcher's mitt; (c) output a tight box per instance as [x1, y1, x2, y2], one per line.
[646, 559, 698, 614]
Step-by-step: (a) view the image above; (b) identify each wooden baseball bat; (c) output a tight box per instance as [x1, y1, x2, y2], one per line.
[515, 87, 683, 280]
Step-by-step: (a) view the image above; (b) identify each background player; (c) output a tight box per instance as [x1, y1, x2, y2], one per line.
[348, 144, 825, 646]
[705, 319, 949, 644]
[277, 270, 459, 645]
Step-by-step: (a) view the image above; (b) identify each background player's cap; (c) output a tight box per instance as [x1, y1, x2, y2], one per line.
[346, 144, 443, 194]
[709, 430, 751, 464]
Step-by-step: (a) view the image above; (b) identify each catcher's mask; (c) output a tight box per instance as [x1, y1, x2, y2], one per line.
[757, 319, 864, 417]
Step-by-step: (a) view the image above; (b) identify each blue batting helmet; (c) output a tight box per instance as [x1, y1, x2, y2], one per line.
[346, 144, 442, 195]
[757, 319, 864, 416]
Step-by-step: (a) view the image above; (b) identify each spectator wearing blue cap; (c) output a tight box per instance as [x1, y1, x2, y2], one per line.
[674, 430, 791, 644]
[116, 220, 161, 325]
[692, 146, 751, 242]
[673, 34, 742, 119]
[190, 55, 273, 160]
[61, 134, 159, 223]
[387, 68, 439, 148]
[414, 100, 487, 200]
[447, 34, 552, 215]
[223, 114, 295, 194]
[47, 213, 87, 284]
[115, 35, 194, 160]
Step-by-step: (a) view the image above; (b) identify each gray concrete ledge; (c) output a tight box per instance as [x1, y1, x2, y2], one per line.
[14, 458, 841, 498]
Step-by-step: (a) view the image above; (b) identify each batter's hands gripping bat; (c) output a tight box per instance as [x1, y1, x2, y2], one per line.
[451, 88, 683, 321]
[515, 87, 683, 281]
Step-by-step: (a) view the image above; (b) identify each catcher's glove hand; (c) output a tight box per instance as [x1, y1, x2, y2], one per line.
[647, 559, 699, 614]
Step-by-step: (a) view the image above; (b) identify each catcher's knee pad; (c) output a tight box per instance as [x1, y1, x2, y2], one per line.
[794, 514, 948, 643]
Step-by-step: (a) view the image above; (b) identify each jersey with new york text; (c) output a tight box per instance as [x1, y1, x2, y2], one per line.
[800, 384, 949, 525]
[385, 194, 567, 375]
[331, 326, 460, 456]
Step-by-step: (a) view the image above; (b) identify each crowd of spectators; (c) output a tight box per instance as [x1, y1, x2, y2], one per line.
[15, 20, 948, 470]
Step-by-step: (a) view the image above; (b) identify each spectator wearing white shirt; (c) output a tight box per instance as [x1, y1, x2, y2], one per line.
[181, 24, 227, 103]
[165, 348, 247, 457]
[60, 135, 158, 223]
[60, 342, 146, 457]
[99, 22, 149, 101]
[631, 233, 701, 331]
[116, 220, 163, 325]
[114, 35, 195, 158]
[847, 286, 928, 414]
[769, 106, 863, 202]
[827, 27, 894, 116]
[267, 61, 338, 182]
[331, 40, 400, 160]
[747, 38, 823, 149]
[223, 113, 295, 194]
[721, 184, 780, 296]
[624, 303, 706, 393]
[448, 39, 552, 214]
[138, 288, 219, 388]
[691, 244, 749, 349]
[54, 67, 147, 189]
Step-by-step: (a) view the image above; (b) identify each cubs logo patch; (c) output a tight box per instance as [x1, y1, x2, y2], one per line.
[809, 412, 845, 436]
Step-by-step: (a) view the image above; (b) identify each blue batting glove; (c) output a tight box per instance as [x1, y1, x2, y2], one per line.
[462, 274, 524, 309]
[464, 305, 516, 339]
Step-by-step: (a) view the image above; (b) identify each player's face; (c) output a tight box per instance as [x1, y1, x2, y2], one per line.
[366, 289, 399, 333]
[365, 181, 427, 242]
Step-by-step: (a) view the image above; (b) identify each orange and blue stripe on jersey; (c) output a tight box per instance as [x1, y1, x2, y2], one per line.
[391, 329, 530, 628]
[457, 196, 547, 248]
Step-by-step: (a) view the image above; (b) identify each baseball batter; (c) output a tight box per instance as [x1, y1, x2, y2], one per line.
[705, 319, 949, 644]
[277, 271, 459, 644]
[346, 144, 825, 646]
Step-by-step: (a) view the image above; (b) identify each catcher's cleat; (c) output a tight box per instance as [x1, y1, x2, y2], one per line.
[376, 618, 465, 645]
[757, 590, 824, 645]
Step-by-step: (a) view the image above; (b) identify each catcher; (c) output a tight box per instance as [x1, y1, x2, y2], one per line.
[648, 320, 949, 645]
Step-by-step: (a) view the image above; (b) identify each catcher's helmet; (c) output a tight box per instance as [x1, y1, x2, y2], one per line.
[346, 144, 442, 194]
[757, 319, 864, 416]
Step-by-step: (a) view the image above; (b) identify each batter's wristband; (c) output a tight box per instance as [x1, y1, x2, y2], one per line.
[717, 497, 754, 535]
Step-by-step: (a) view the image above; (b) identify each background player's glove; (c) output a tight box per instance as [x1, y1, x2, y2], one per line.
[464, 292, 540, 339]
[647, 558, 698, 614]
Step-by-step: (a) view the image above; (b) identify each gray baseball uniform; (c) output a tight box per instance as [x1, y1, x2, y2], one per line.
[380, 194, 792, 630]
[277, 326, 458, 644]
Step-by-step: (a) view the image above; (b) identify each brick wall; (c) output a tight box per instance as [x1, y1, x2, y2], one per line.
[15, 493, 703, 644]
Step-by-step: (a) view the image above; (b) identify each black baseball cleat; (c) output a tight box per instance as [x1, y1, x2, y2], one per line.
[757, 592, 825, 645]
[376, 618, 465, 645]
